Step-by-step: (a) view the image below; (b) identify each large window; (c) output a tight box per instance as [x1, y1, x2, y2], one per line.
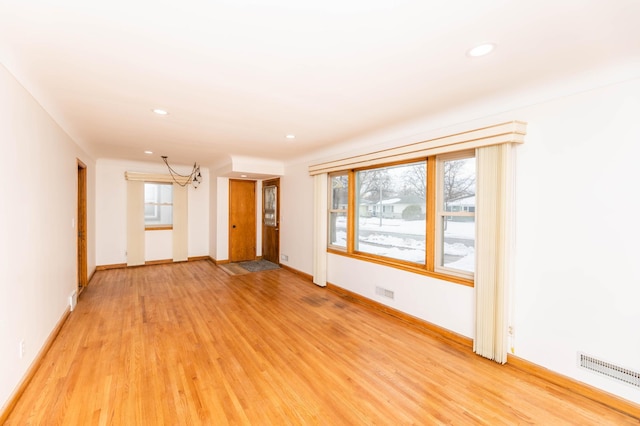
[144, 182, 173, 229]
[327, 152, 475, 284]
[355, 161, 426, 264]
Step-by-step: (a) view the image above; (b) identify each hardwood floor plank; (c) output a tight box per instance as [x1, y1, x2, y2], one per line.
[4, 260, 638, 425]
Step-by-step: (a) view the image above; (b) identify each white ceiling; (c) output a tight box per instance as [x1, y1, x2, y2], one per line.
[1, 0, 639, 168]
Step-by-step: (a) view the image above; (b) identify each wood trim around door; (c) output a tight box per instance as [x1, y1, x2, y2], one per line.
[77, 159, 88, 292]
[262, 178, 280, 264]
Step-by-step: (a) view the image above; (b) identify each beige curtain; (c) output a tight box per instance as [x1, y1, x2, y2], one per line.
[126, 180, 145, 266]
[126, 173, 190, 265]
[172, 183, 188, 262]
[474, 143, 516, 364]
[313, 173, 328, 287]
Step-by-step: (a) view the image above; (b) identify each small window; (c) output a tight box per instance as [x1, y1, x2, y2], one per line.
[328, 173, 349, 248]
[436, 153, 475, 277]
[144, 183, 173, 229]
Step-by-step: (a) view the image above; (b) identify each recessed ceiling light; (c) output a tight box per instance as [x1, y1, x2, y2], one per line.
[152, 108, 169, 115]
[144, 150, 153, 155]
[466, 43, 496, 58]
[240, 174, 248, 178]
[286, 134, 296, 139]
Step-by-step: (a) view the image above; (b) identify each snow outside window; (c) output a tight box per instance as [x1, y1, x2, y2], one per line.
[436, 153, 476, 277]
[355, 161, 426, 264]
[329, 173, 348, 248]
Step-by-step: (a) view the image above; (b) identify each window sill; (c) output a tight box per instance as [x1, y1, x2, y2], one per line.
[145, 226, 173, 231]
[327, 248, 474, 287]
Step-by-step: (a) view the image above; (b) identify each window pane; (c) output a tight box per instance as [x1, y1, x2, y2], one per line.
[144, 204, 158, 219]
[442, 157, 475, 211]
[329, 212, 347, 247]
[144, 183, 173, 227]
[158, 184, 173, 203]
[441, 216, 475, 273]
[330, 175, 349, 209]
[355, 161, 426, 264]
[329, 173, 348, 248]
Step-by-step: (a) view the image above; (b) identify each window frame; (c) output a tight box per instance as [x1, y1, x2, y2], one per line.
[328, 172, 349, 251]
[144, 182, 174, 231]
[434, 151, 476, 280]
[326, 154, 475, 287]
[353, 159, 427, 265]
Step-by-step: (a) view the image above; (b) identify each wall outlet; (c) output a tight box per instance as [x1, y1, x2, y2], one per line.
[19, 340, 25, 359]
[281, 254, 288, 261]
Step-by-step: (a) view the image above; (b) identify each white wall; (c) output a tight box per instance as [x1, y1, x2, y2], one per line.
[281, 69, 640, 404]
[95, 159, 209, 265]
[211, 177, 229, 262]
[280, 162, 315, 272]
[0, 65, 96, 410]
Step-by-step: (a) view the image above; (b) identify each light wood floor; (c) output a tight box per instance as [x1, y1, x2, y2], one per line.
[5, 261, 638, 425]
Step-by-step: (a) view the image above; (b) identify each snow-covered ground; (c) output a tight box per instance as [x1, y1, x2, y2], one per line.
[331, 217, 475, 272]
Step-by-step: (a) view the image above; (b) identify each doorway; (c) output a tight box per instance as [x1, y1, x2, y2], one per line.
[262, 178, 280, 264]
[77, 160, 88, 292]
[229, 179, 256, 262]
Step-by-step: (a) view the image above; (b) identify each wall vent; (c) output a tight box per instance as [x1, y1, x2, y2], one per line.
[375, 286, 394, 300]
[578, 352, 640, 388]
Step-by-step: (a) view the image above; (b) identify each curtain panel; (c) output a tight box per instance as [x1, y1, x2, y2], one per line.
[474, 143, 516, 363]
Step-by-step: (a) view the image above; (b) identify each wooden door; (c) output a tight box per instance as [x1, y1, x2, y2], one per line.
[262, 178, 280, 264]
[77, 160, 88, 291]
[229, 179, 256, 262]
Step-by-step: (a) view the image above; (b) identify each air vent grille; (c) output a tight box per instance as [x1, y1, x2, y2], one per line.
[578, 352, 640, 388]
[375, 286, 394, 300]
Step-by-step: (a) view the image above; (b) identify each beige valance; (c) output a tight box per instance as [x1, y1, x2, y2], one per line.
[308, 121, 526, 175]
[124, 171, 190, 185]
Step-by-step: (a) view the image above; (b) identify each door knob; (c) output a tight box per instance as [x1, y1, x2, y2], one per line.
[232, 225, 236, 228]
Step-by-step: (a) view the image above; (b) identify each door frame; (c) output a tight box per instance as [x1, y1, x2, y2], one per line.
[77, 159, 88, 292]
[261, 178, 280, 264]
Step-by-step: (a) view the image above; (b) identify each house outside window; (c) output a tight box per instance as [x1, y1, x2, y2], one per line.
[436, 153, 476, 277]
[355, 161, 427, 264]
[329, 173, 349, 248]
[326, 151, 476, 284]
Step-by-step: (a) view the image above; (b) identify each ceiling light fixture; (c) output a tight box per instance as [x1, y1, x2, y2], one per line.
[466, 43, 496, 58]
[161, 156, 202, 188]
[286, 134, 296, 139]
[152, 108, 169, 115]
[144, 150, 153, 155]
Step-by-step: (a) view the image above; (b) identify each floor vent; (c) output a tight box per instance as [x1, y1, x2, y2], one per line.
[375, 286, 394, 300]
[578, 352, 640, 388]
